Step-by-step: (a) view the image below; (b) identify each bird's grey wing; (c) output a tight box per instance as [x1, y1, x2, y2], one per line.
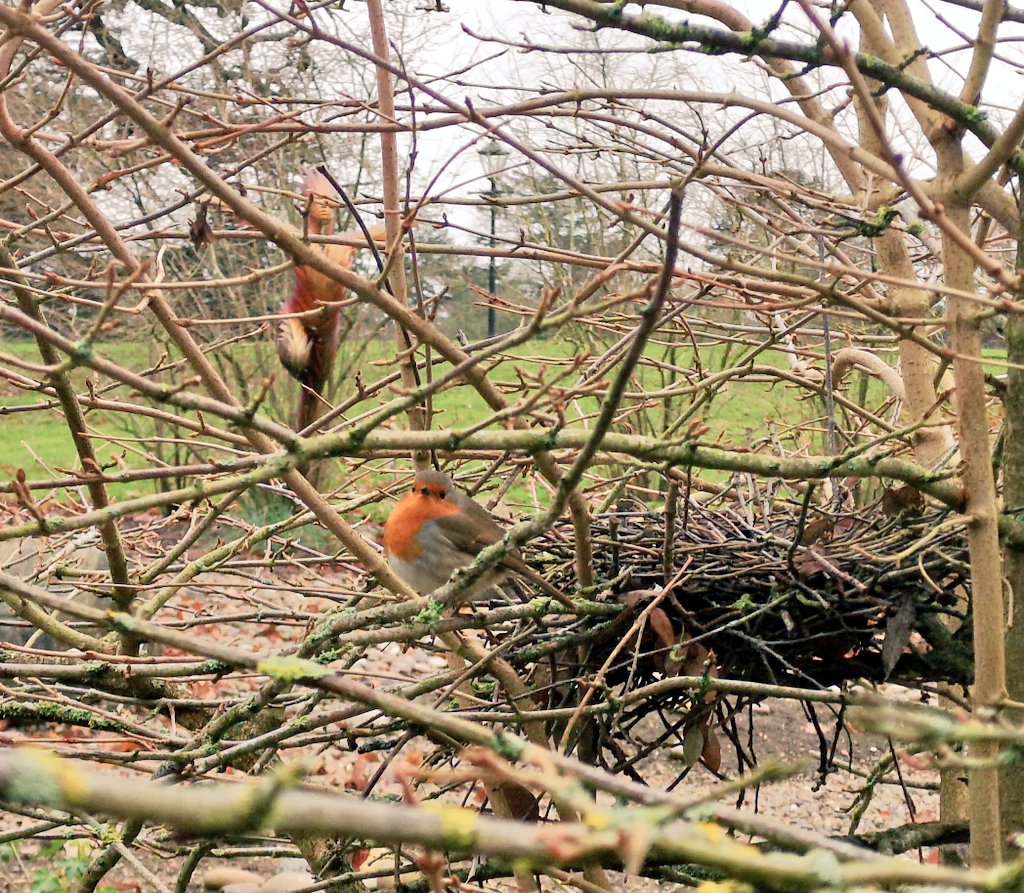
[429, 510, 504, 556]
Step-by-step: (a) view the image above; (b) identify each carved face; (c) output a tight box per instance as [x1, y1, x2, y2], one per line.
[301, 170, 336, 233]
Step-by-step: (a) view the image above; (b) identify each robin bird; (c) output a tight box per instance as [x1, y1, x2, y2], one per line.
[382, 470, 574, 607]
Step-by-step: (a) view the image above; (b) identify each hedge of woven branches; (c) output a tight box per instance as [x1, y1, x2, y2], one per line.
[0, 474, 976, 880]
[510, 485, 971, 698]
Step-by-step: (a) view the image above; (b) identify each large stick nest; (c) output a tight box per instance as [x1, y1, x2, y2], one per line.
[517, 486, 971, 697]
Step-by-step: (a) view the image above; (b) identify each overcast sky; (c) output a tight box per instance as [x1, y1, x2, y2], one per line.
[104, 1, 1023, 240]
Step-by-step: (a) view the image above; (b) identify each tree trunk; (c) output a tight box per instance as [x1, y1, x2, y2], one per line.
[1000, 209, 1024, 835]
[942, 194, 1006, 867]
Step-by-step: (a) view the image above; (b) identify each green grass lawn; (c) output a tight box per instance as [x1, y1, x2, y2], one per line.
[0, 330, 902, 511]
[1, 339, 170, 498]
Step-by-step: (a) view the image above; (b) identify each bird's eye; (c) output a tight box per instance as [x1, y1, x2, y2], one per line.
[439, 492, 446, 499]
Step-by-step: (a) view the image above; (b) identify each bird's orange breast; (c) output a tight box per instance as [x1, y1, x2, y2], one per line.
[382, 493, 460, 561]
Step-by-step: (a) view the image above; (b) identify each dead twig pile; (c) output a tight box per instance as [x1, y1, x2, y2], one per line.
[519, 487, 971, 699]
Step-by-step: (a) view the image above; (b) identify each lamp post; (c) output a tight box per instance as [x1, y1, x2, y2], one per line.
[477, 139, 507, 339]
